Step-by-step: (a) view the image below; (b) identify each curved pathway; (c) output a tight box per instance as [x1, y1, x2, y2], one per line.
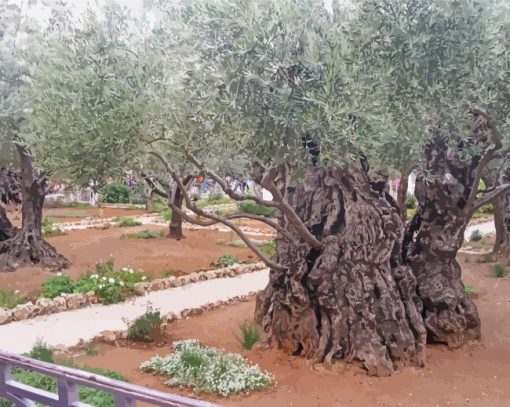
[0, 270, 269, 354]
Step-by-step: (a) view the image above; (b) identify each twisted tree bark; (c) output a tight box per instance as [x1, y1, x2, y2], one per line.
[403, 138, 481, 347]
[0, 146, 69, 272]
[255, 165, 426, 376]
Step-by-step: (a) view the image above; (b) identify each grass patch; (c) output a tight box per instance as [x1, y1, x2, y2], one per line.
[260, 240, 276, 259]
[494, 264, 508, 278]
[214, 255, 240, 267]
[161, 268, 176, 278]
[238, 200, 277, 217]
[47, 213, 98, 219]
[239, 321, 261, 350]
[464, 285, 476, 296]
[65, 202, 94, 209]
[0, 289, 25, 309]
[0, 342, 126, 407]
[122, 229, 165, 239]
[476, 253, 494, 264]
[42, 217, 67, 237]
[196, 194, 231, 208]
[126, 306, 163, 342]
[116, 217, 142, 227]
[140, 339, 272, 396]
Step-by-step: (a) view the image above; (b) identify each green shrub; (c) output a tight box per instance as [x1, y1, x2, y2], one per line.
[215, 255, 239, 267]
[42, 217, 66, 237]
[122, 229, 165, 239]
[100, 182, 131, 204]
[0, 289, 25, 309]
[239, 321, 261, 350]
[196, 194, 231, 208]
[127, 306, 163, 342]
[27, 340, 54, 363]
[140, 339, 273, 396]
[116, 217, 142, 227]
[66, 202, 94, 209]
[405, 193, 417, 209]
[85, 342, 99, 356]
[464, 285, 475, 296]
[42, 274, 75, 298]
[238, 200, 277, 217]
[494, 264, 508, 278]
[469, 229, 483, 242]
[260, 240, 276, 259]
[477, 203, 494, 214]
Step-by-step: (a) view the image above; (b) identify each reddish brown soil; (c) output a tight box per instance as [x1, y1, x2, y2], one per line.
[77, 255, 510, 407]
[0, 225, 258, 294]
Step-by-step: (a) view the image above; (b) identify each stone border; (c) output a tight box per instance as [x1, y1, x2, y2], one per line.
[92, 291, 259, 346]
[0, 263, 266, 326]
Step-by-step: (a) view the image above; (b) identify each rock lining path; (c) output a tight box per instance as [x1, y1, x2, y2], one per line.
[0, 270, 269, 354]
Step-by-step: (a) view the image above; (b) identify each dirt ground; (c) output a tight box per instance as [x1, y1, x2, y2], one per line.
[0, 225, 260, 294]
[77, 254, 510, 407]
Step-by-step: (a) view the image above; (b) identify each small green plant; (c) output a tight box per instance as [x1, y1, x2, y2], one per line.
[140, 339, 273, 396]
[494, 264, 508, 278]
[42, 217, 67, 237]
[260, 240, 276, 259]
[196, 194, 231, 208]
[215, 254, 240, 267]
[238, 200, 277, 217]
[41, 274, 75, 298]
[116, 217, 142, 227]
[126, 306, 163, 342]
[405, 193, 417, 209]
[27, 339, 54, 363]
[66, 202, 94, 209]
[464, 285, 476, 296]
[162, 268, 176, 278]
[162, 209, 172, 221]
[0, 289, 25, 309]
[100, 182, 131, 204]
[85, 342, 99, 356]
[122, 229, 165, 239]
[469, 229, 483, 242]
[239, 321, 261, 350]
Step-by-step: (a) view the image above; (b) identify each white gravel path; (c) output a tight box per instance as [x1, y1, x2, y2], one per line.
[0, 270, 269, 355]
[464, 219, 495, 241]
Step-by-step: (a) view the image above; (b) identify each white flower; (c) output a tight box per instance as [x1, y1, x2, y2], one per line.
[121, 267, 128, 272]
[141, 276, 147, 281]
[102, 277, 107, 281]
[14, 290, 20, 294]
[98, 284, 104, 289]
[90, 274, 99, 279]
[56, 272, 63, 277]
[129, 269, 134, 274]
[119, 281, 125, 287]
[61, 293, 67, 297]
[108, 277, 115, 284]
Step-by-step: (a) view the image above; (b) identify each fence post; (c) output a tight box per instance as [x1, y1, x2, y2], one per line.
[115, 394, 136, 406]
[57, 379, 79, 405]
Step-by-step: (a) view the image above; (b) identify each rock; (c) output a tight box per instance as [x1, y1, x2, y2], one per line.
[205, 270, 216, 280]
[215, 269, 226, 278]
[133, 282, 150, 295]
[53, 296, 67, 311]
[172, 278, 183, 288]
[65, 293, 87, 310]
[198, 272, 208, 281]
[188, 272, 199, 283]
[226, 268, 237, 277]
[34, 298, 58, 315]
[179, 275, 191, 286]
[0, 308, 12, 325]
[181, 308, 204, 318]
[149, 279, 165, 291]
[96, 330, 117, 345]
[166, 276, 177, 287]
[86, 291, 99, 304]
[166, 312, 180, 323]
[12, 303, 35, 321]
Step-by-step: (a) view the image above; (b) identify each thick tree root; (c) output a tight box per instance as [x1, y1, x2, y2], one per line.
[255, 166, 426, 376]
[0, 229, 70, 272]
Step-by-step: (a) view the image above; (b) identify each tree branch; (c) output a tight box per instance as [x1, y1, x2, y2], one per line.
[148, 151, 286, 270]
[470, 183, 510, 215]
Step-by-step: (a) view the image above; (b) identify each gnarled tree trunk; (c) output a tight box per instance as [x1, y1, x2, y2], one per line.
[403, 139, 481, 347]
[255, 166, 426, 376]
[0, 205, 14, 242]
[492, 192, 510, 256]
[0, 146, 69, 272]
[396, 167, 412, 222]
[168, 186, 184, 240]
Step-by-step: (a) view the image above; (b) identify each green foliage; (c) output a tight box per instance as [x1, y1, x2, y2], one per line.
[85, 342, 99, 357]
[469, 230, 484, 242]
[48, 213, 97, 219]
[101, 182, 131, 204]
[0, 289, 24, 309]
[494, 264, 508, 278]
[140, 339, 273, 396]
[405, 193, 417, 209]
[42, 217, 66, 237]
[116, 217, 142, 227]
[66, 202, 94, 209]
[477, 204, 494, 215]
[41, 275, 75, 299]
[126, 306, 163, 342]
[215, 255, 239, 267]
[196, 194, 231, 208]
[122, 229, 165, 239]
[464, 285, 476, 296]
[260, 240, 276, 259]
[239, 321, 261, 350]
[27, 340, 54, 363]
[238, 201, 277, 218]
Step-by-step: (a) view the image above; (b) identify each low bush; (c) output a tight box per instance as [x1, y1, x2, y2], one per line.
[196, 194, 231, 208]
[469, 229, 483, 242]
[27, 340, 54, 363]
[0, 289, 25, 309]
[239, 321, 261, 350]
[116, 217, 142, 227]
[215, 255, 240, 267]
[100, 182, 131, 204]
[122, 230, 165, 239]
[238, 200, 277, 217]
[494, 264, 508, 278]
[42, 217, 66, 237]
[41, 274, 75, 299]
[0, 343, 127, 407]
[126, 306, 163, 342]
[140, 339, 273, 396]
[260, 240, 276, 259]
